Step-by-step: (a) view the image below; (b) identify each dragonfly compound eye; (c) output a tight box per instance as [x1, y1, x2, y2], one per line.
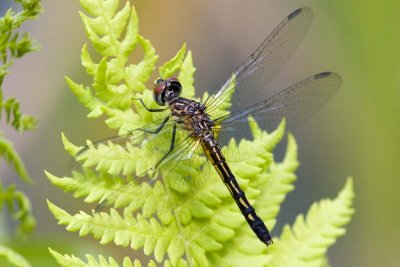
[167, 78, 182, 96]
[153, 81, 167, 106]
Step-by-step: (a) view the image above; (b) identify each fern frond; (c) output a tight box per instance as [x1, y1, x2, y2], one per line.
[50, 246, 191, 267]
[0, 181, 36, 236]
[0, 137, 31, 183]
[0, 0, 41, 239]
[253, 130, 299, 230]
[0, 244, 31, 267]
[0, 0, 41, 130]
[1, 97, 37, 132]
[48, 0, 354, 266]
[49, 247, 140, 267]
[269, 178, 354, 267]
[177, 51, 196, 99]
[69, 0, 159, 135]
[0, 1, 41, 63]
[47, 121, 289, 266]
[0, 2, 41, 266]
[46, 168, 124, 205]
[47, 200, 182, 264]
[208, 120, 294, 266]
[159, 43, 186, 78]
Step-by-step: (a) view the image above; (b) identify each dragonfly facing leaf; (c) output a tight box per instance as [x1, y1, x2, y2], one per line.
[77, 7, 341, 246]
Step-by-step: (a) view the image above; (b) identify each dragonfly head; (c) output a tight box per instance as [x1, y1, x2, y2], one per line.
[153, 77, 182, 106]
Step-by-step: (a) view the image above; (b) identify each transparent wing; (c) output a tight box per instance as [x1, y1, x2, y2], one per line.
[93, 133, 208, 210]
[76, 115, 174, 158]
[89, 135, 220, 233]
[212, 72, 341, 147]
[204, 7, 313, 115]
[75, 115, 215, 221]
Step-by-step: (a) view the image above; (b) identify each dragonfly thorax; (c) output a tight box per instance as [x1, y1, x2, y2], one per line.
[170, 97, 214, 136]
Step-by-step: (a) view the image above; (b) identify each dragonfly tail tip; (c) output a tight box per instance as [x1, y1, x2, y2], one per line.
[260, 233, 273, 246]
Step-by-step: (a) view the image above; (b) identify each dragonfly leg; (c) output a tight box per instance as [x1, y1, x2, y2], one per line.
[154, 123, 177, 170]
[133, 98, 168, 112]
[136, 116, 170, 134]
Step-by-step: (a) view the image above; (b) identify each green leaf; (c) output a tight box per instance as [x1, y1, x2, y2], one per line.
[269, 178, 355, 267]
[252, 126, 299, 231]
[48, 1, 355, 266]
[81, 43, 97, 76]
[47, 200, 183, 264]
[61, 132, 84, 158]
[120, 6, 139, 57]
[0, 1, 42, 64]
[0, 181, 36, 237]
[159, 43, 186, 78]
[45, 168, 128, 205]
[49, 247, 165, 267]
[49, 119, 293, 266]
[208, 120, 290, 266]
[65, 77, 105, 118]
[0, 1, 41, 266]
[0, 245, 31, 267]
[178, 51, 196, 99]
[8, 32, 38, 58]
[124, 35, 158, 94]
[1, 97, 37, 132]
[80, 0, 119, 20]
[48, 247, 86, 267]
[70, 0, 159, 122]
[0, 136, 31, 183]
[0, 63, 11, 85]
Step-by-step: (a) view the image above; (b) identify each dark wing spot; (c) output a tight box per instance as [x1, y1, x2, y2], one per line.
[314, 72, 332, 79]
[288, 8, 303, 20]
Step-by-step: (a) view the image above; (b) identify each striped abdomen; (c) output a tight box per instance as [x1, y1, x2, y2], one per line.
[200, 132, 273, 246]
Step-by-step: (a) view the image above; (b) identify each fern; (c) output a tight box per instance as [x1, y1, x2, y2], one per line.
[46, 1, 355, 266]
[49, 247, 162, 267]
[268, 178, 354, 267]
[0, 245, 31, 267]
[0, 0, 40, 132]
[0, 0, 41, 266]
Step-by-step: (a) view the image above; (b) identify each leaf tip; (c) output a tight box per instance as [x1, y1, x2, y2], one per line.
[62, 132, 83, 157]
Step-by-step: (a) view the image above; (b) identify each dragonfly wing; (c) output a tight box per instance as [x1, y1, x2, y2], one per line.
[75, 116, 181, 175]
[94, 133, 215, 226]
[204, 7, 313, 114]
[74, 115, 214, 229]
[214, 72, 341, 144]
[76, 116, 174, 156]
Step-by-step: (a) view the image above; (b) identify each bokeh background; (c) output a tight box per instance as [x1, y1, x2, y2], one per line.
[1, 0, 399, 266]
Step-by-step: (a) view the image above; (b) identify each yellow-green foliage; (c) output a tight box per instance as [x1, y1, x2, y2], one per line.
[0, 0, 42, 266]
[46, 1, 354, 266]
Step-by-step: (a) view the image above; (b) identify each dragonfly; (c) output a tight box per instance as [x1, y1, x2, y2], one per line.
[80, 7, 341, 246]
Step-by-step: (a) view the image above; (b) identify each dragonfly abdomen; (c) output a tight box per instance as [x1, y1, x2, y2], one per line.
[200, 133, 273, 246]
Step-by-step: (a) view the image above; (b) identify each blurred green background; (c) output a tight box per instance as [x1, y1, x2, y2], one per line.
[1, 0, 399, 266]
